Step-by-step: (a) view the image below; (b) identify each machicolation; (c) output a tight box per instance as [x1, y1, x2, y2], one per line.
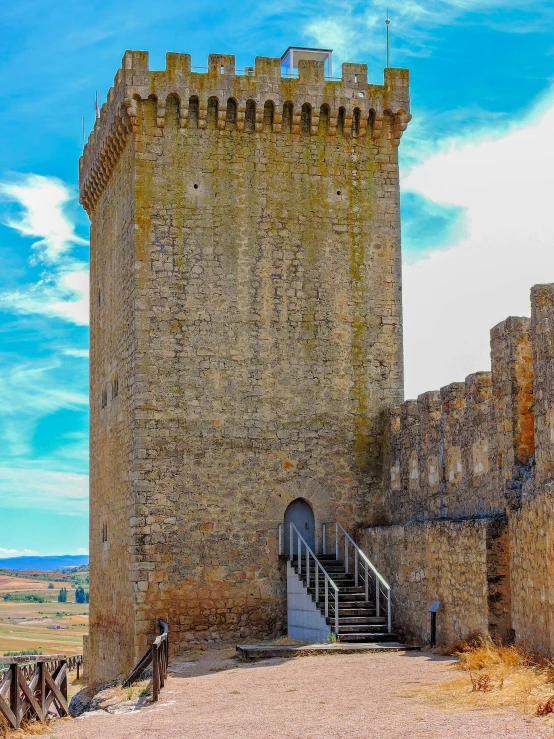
[79, 51, 410, 215]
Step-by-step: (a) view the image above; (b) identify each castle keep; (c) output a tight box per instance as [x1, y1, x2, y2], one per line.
[82, 46, 554, 684]
[81, 49, 410, 681]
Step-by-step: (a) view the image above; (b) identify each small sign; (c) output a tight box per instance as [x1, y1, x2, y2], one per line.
[429, 601, 441, 613]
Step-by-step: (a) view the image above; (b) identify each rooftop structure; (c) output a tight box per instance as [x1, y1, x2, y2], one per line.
[280, 46, 333, 77]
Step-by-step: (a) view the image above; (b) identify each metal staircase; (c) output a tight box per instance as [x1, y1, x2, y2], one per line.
[281, 522, 395, 643]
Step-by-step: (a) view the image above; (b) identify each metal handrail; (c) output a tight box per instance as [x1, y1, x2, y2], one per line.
[287, 522, 339, 635]
[329, 521, 392, 634]
[186, 67, 344, 82]
[336, 521, 391, 590]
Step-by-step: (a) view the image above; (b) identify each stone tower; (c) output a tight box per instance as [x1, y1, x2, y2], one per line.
[80, 49, 410, 682]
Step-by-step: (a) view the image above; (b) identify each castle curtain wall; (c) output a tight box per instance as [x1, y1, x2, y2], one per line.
[364, 291, 554, 655]
[508, 285, 554, 654]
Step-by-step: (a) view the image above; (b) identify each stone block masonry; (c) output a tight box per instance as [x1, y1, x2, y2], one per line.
[509, 285, 554, 655]
[82, 50, 411, 682]
[359, 517, 511, 645]
[382, 316, 533, 526]
[363, 286, 554, 654]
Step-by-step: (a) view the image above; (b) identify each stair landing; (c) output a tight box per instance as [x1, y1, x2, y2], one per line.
[236, 642, 419, 661]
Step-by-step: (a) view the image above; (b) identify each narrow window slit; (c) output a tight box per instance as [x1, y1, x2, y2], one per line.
[245, 100, 256, 133]
[282, 102, 293, 133]
[353, 107, 361, 138]
[263, 101, 274, 132]
[318, 104, 329, 135]
[226, 98, 237, 131]
[301, 103, 311, 135]
[207, 96, 219, 129]
[188, 96, 199, 129]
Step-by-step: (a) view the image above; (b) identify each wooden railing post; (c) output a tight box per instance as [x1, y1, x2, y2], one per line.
[124, 619, 169, 701]
[61, 658, 68, 705]
[152, 642, 160, 702]
[0, 654, 73, 729]
[163, 637, 168, 683]
[38, 661, 45, 721]
[10, 663, 20, 729]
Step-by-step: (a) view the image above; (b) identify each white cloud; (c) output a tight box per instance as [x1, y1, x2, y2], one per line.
[305, 0, 546, 63]
[0, 547, 39, 558]
[0, 267, 89, 325]
[0, 358, 88, 457]
[63, 348, 89, 358]
[0, 175, 86, 264]
[0, 174, 89, 326]
[0, 466, 89, 516]
[402, 91, 554, 399]
[304, 15, 361, 62]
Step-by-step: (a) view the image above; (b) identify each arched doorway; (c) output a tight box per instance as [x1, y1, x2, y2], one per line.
[284, 498, 315, 556]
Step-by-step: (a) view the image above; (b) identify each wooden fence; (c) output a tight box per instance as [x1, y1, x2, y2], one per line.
[124, 620, 169, 702]
[0, 654, 70, 729]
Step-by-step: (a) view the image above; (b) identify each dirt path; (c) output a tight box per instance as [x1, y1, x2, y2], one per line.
[51, 650, 553, 739]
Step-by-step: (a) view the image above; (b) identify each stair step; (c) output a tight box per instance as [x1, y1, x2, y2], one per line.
[338, 617, 386, 625]
[307, 591, 375, 606]
[338, 608, 379, 616]
[305, 584, 365, 595]
[292, 555, 342, 564]
[320, 607, 379, 617]
[314, 572, 353, 579]
[336, 624, 388, 632]
[337, 587, 366, 594]
[337, 633, 397, 643]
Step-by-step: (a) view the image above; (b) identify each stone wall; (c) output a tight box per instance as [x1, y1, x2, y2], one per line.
[363, 287, 554, 652]
[531, 285, 554, 488]
[508, 284, 554, 655]
[88, 141, 138, 683]
[82, 50, 411, 680]
[509, 487, 554, 655]
[382, 316, 533, 526]
[360, 517, 511, 645]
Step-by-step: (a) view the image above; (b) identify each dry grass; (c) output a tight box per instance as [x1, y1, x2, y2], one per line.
[269, 636, 307, 646]
[423, 634, 554, 719]
[0, 714, 57, 738]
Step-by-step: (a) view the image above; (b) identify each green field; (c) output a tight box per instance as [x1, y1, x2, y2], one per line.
[0, 569, 89, 657]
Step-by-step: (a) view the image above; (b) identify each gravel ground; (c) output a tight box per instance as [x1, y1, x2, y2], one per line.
[51, 650, 554, 739]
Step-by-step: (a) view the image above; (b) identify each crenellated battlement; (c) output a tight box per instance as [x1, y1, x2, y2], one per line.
[79, 50, 410, 216]
[385, 313, 537, 524]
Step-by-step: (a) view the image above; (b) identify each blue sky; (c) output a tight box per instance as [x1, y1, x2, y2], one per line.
[1, 0, 554, 555]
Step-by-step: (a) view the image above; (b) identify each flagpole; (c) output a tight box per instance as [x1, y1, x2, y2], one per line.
[386, 9, 390, 68]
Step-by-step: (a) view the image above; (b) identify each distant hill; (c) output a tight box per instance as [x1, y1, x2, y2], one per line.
[0, 555, 89, 571]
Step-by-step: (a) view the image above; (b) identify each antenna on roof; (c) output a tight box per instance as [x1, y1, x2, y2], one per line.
[385, 9, 391, 68]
